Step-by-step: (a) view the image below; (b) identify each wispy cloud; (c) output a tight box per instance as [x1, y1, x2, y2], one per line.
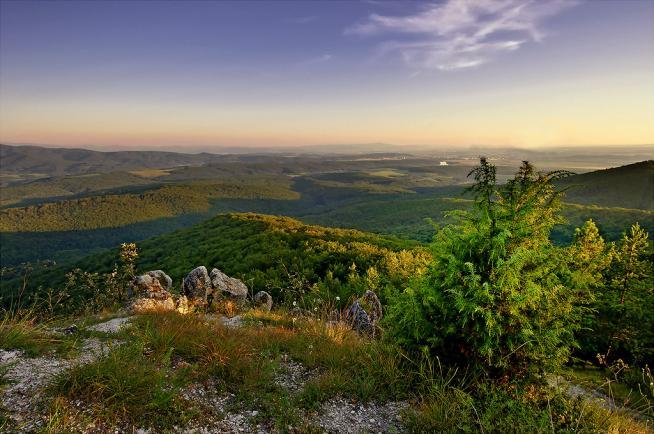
[296, 53, 333, 67]
[347, 0, 578, 71]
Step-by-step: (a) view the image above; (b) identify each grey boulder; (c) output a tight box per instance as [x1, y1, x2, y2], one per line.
[346, 290, 383, 337]
[183, 266, 213, 305]
[210, 268, 248, 304]
[133, 270, 172, 296]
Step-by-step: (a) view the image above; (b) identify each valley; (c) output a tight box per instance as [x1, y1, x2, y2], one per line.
[1, 145, 652, 270]
[1, 145, 653, 432]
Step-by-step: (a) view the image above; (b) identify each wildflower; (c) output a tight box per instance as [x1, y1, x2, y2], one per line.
[292, 301, 297, 306]
[314, 307, 318, 311]
[336, 296, 340, 301]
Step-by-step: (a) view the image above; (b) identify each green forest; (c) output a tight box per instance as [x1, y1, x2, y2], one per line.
[2, 156, 653, 432]
[1, 159, 651, 268]
[0, 179, 298, 232]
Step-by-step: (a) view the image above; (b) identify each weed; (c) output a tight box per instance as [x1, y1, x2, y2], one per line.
[48, 341, 192, 429]
[0, 311, 75, 357]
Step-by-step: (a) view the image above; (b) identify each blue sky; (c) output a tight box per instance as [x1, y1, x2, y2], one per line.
[1, 0, 653, 150]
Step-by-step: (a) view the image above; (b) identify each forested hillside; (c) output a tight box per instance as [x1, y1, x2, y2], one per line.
[0, 172, 158, 207]
[0, 144, 217, 179]
[558, 160, 654, 210]
[1, 160, 652, 267]
[0, 180, 298, 232]
[1, 213, 429, 312]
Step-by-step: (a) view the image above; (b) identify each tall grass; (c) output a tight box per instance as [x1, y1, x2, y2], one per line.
[48, 341, 193, 428]
[0, 310, 72, 356]
[40, 310, 653, 432]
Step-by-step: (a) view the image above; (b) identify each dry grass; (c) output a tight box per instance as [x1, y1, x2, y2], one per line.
[38, 310, 653, 432]
[0, 312, 75, 357]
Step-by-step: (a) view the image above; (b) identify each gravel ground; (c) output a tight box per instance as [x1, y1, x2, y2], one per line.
[315, 397, 408, 434]
[274, 354, 319, 393]
[0, 337, 118, 431]
[1, 316, 412, 433]
[86, 317, 131, 333]
[175, 380, 268, 433]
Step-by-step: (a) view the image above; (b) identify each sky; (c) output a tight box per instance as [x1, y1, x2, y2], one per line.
[0, 0, 653, 151]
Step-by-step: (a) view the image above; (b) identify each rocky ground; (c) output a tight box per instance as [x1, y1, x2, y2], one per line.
[1, 340, 115, 431]
[0, 315, 409, 433]
[2, 312, 641, 433]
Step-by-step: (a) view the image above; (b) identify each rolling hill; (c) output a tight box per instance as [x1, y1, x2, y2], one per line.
[0, 213, 429, 311]
[0, 144, 219, 180]
[0, 179, 298, 232]
[557, 160, 654, 210]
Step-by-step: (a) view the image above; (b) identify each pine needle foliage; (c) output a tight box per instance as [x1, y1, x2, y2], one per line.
[387, 159, 583, 376]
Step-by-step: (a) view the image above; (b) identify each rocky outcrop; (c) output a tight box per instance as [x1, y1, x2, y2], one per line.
[346, 290, 383, 337]
[133, 270, 172, 295]
[210, 268, 248, 305]
[183, 266, 213, 306]
[129, 295, 176, 314]
[129, 270, 176, 313]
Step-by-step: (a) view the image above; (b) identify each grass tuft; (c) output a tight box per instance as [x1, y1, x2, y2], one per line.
[0, 311, 75, 357]
[48, 341, 193, 429]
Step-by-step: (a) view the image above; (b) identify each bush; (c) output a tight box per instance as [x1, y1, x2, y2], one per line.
[387, 159, 585, 376]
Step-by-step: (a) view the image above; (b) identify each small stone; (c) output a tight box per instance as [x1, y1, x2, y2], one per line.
[62, 324, 78, 335]
[346, 290, 383, 337]
[253, 291, 273, 311]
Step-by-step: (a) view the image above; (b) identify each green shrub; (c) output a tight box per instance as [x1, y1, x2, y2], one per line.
[387, 159, 586, 376]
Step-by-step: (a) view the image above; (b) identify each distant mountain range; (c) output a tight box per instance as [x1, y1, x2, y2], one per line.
[0, 144, 219, 177]
[2, 143, 653, 179]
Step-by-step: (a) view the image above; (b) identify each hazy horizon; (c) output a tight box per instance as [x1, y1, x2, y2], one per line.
[5, 142, 654, 154]
[1, 0, 653, 150]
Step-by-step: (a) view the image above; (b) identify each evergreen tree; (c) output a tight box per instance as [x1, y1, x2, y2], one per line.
[387, 159, 582, 376]
[601, 223, 654, 363]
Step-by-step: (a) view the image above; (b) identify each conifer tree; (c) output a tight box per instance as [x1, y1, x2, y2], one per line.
[387, 159, 582, 376]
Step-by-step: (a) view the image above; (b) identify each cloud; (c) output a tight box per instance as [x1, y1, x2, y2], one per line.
[296, 53, 333, 67]
[347, 0, 578, 71]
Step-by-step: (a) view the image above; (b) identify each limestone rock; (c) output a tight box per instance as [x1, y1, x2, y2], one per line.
[346, 301, 374, 335]
[176, 295, 191, 314]
[129, 269, 176, 313]
[129, 296, 176, 314]
[346, 290, 383, 337]
[210, 268, 248, 304]
[133, 270, 172, 295]
[253, 291, 273, 311]
[183, 266, 213, 306]
[360, 290, 383, 324]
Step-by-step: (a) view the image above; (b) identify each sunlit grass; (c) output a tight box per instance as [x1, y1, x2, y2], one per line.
[0, 311, 76, 357]
[38, 310, 654, 432]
